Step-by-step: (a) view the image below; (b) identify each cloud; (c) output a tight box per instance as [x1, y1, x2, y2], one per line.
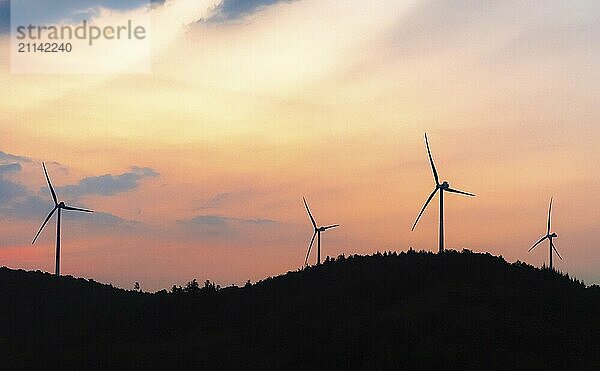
[185, 214, 277, 225]
[0, 163, 22, 174]
[0, 181, 58, 221]
[0, 174, 143, 233]
[209, 0, 297, 22]
[55, 166, 159, 198]
[0, 151, 45, 217]
[3, 195, 53, 220]
[197, 192, 231, 209]
[0, 152, 153, 228]
[0, 0, 8, 34]
[11, 0, 155, 24]
[238, 218, 277, 224]
[62, 209, 139, 228]
[0, 178, 28, 204]
[0, 0, 169, 35]
[0, 150, 31, 163]
[187, 214, 228, 226]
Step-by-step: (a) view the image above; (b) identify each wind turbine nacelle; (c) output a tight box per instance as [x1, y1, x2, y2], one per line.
[59, 201, 65, 207]
[550, 233, 558, 238]
[439, 181, 449, 189]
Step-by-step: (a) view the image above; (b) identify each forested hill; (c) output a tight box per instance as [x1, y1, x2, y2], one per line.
[1, 250, 599, 369]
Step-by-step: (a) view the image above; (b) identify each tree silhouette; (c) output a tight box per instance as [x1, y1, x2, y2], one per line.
[184, 279, 200, 293]
[0, 251, 598, 369]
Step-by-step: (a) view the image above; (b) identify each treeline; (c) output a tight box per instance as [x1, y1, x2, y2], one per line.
[0, 250, 598, 369]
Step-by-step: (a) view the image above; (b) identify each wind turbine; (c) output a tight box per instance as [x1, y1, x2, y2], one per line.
[32, 162, 94, 276]
[528, 197, 562, 271]
[411, 133, 475, 253]
[303, 197, 339, 267]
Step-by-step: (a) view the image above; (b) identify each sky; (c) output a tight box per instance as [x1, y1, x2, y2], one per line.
[0, 0, 599, 291]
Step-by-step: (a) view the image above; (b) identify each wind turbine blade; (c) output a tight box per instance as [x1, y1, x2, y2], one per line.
[446, 188, 475, 197]
[304, 232, 317, 266]
[62, 205, 94, 213]
[528, 236, 547, 252]
[411, 188, 438, 231]
[42, 162, 58, 205]
[32, 206, 58, 244]
[551, 241, 563, 260]
[323, 224, 339, 230]
[303, 197, 317, 229]
[547, 197, 553, 235]
[425, 133, 440, 185]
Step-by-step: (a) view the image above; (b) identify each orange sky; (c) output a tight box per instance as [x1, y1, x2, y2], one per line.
[0, 0, 599, 290]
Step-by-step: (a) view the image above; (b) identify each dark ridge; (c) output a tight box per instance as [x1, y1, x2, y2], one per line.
[1, 250, 598, 369]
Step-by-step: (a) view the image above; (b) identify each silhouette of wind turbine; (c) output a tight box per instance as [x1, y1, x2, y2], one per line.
[32, 163, 94, 276]
[528, 197, 562, 271]
[411, 133, 475, 253]
[303, 197, 339, 267]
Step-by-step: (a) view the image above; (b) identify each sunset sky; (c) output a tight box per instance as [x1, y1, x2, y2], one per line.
[0, 0, 599, 290]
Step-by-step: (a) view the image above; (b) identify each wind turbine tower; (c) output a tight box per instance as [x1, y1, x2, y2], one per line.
[411, 134, 475, 252]
[303, 197, 339, 267]
[528, 197, 563, 271]
[32, 163, 94, 276]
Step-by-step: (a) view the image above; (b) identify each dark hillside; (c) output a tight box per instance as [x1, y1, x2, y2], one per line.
[1, 250, 598, 370]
